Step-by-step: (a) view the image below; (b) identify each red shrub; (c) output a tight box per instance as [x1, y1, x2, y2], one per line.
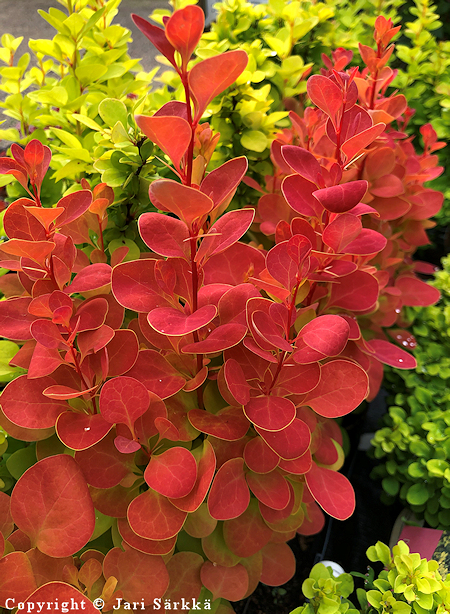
[0, 9, 440, 609]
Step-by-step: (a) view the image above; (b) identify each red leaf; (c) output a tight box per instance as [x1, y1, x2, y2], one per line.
[112, 259, 169, 313]
[244, 437, 279, 474]
[275, 362, 321, 394]
[305, 462, 355, 520]
[89, 483, 137, 518]
[118, 518, 176, 555]
[200, 561, 249, 601]
[3, 200, 47, 241]
[0, 239, 54, 263]
[208, 457, 250, 520]
[203, 242, 265, 286]
[103, 547, 169, 604]
[260, 542, 296, 586]
[10, 455, 95, 557]
[246, 471, 290, 510]
[128, 488, 187, 540]
[107, 329, 139, 376]
[341, 123, 386, 162]
[255, 419, 311, 460]
[65, 263, 111, 294]
[329, 270, 379, 311]
[1, 375, 67, 429]
[165, 5, 204, 68]
[0, 408, 54, 443]
[131, 14, 176, 69]
[75, 430, 136, 488]
[170, 440, 216, 512]
[196, 209, 255, 263]
[0, 552, 37, 606]
[200, 157, 248, 209]
[145, 447, 197, 498]
[30, 319, 66, 349]
[114, 435, 140, 453]
[365, 339, 416, 369]
[56, 412, 112, 451]
[344, 228, 387, 255]
[138, 212, 190, 259]
[281, 146, 322, 184]
[244, 396, 296, 432]
[299, 315, 350, 356]
[322, 213, 361, 251]
[100, 376, 150, 432]
[70, 297, 108, 332]
[223, 358, 251, 405]
[307, 75, 343, 128]
[252, 311, 292, 352]
[135, 115, 191, 170]
[313, 180, 368, 214]
[56, 190, 92, 226]
[297, 499, 325, 536]
[282, 174, 321, 216]
[304, 360, 368, 417]
[182, 322, 246, 354]
[150, 180, 214, 226]
[188, 406, 250, 441]
[78, 325, 115, 357]
[148, 304, 217, 336]
[223, 498, 272, 558]
[219, 283, 260, 326]
[395, 275, 440, 307]
[371, 174, 404, 198]
[279, 450, 312, 475]
[189, 50, 248, 121]
[266, 241, 299, 290]
[0, 297, 37, 340]
[165, 552, 204, 602]
[125, 349, 185, 399]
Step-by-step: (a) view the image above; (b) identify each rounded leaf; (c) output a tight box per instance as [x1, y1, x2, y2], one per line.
[145, 447, 197, 499]
[10, 455, 95, 557]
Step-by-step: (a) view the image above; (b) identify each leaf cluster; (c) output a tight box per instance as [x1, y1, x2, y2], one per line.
[371, 255, 450, 529]
[291, 540, 450, 614]
[0, 3, 442, 607]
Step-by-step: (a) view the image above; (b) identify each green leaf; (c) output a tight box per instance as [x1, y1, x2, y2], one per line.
[426, 458, 449, 477]
[108, 239, 140, 262]
[51, 128, 82, 149]
[240, 130, 268, 153]
[89, 509, 114, 541]
[52, 160, 86, 182]
[382, 477, 400, 496]
[406, 483, 429, 506]
[6, 445, 37, 480]
[75, 64, 108, 86]
[98, 98, 129, 128]
[72, 113, 105, 133]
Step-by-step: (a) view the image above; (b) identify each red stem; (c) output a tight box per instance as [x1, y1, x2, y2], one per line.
[181, 74, 196, 187]
[268, 278, 302, 393]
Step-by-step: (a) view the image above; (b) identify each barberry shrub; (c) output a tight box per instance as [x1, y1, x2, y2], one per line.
[252, 15, 444, 397]
[0, 6, 435, 609]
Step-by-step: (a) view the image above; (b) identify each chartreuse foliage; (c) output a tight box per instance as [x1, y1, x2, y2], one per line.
[393, 0, 450, 225]
[0, 5, 440, 608]
[371, 256, 450, 530]
[0, 0, 162, 243]
[291, 540, 450, 614]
